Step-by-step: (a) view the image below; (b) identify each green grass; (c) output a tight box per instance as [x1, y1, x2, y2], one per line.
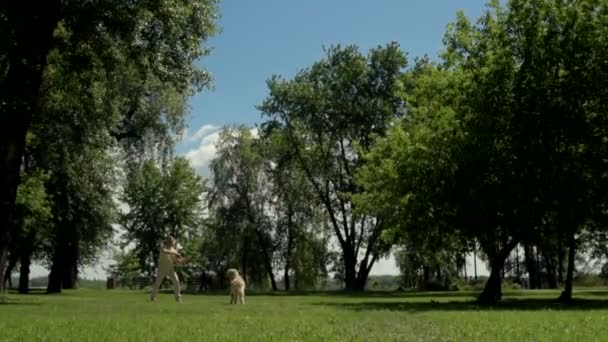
[2, 289, 608, 341]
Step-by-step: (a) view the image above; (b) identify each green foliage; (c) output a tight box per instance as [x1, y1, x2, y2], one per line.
[354, 0, 608, 302]
[0, 0, 219, 292]
[259, 43, 408, 290]
[14, 169, 52, 237]
[120, 157, 205, 275]
[105, 250, 142, 288]
[206, 126, 276, 288]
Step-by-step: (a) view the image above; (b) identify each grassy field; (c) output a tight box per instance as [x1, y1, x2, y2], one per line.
[2, 289, 608, 341]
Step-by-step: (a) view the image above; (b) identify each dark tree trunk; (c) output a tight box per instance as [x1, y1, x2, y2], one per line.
[544, 253, 557, 289]
[557, 237, 565, 285]
[559, 233, 576, 302]
[241, 236, 249, 284]
[3, 253, 18, 290]
[62, 262, 78, 290]
[524, 244, 538, 289]
[463, 254, 468, 280]
[422, 265, 430, 290]
[473, 242, 478, 280]
[47, 257, 63, 293]
[255, 230, 277, 291]
[0, 249, 7, 293]
[342, 248, 358, 291]
[19, 249, 32, 294]
[284, 248, 292, 291]
[478, 265, 502, 305]
[353, 251, 378, 291]
[283, 264, 290, 291]
[18, 229, 36, 294]
[0, 2, 62, 292]
[515, 245, 520, 279]
[478, 240, 517, 305]
[47, 220, 79, 292]
[264, 253, 277, 291]
[535, 250, 542, 289]
[284, 212, 295, 291]
[61, 235, 79, 290]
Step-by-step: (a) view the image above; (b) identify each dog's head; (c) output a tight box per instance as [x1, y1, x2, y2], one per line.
[226, 268, 240, 280]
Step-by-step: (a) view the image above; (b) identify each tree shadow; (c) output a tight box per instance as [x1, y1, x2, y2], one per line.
[313, 297, 608, 312]
[0, 297, 42, 306]
[190, 290, 482, 298]
[4, 288, 49, 296]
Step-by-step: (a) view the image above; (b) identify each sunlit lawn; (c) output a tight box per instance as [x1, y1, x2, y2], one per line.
[2, 288, 608, 341]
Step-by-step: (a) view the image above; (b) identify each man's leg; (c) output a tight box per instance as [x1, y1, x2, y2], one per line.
[150, 273, 165, 301]
[169, 271, 181, 302]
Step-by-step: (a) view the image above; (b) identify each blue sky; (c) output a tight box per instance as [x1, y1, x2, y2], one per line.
[177, 0, 487, 153]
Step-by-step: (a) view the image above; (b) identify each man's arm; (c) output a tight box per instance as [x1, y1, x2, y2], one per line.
[162, 248, 181, 257]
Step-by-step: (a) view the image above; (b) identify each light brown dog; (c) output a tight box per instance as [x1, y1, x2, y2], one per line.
[226, 268, 245, 304]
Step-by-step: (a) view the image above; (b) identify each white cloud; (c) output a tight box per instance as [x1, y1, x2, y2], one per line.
[184, 127, 222, 178]
[250, 127, 259, 138]
[184, 124, 220, 143]
[183, 124, 260, 178]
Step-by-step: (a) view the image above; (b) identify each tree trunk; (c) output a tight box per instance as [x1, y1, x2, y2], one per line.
[535, 249, 542, 289]
[0, 248, 8, 293]
[559, 233, 576, 302]
[241, 236, 249, 284]
[524, 244, 538, 289]
[342, 248, 358, 291]
[19, 249, 32, 294]
[284, 215, 294, 291]
[18, 229, 36, 294]
[62, 262, 78, 290]
[265, 257, 277, 292]
[515, 245, 520, 279]
[422, 265, 430, 290]
[4, 253, 18, 290]
[61, 235, 79, 290]
[478, 240, 517, 305]
[473, 243, 478, 280]
[478, 265, 502, 305]
[544, 253, 557, 289]
[557, 237, 565, 285]
[47, 258, 63, 293]
[283, 256, 291, 291]
[255, 230, 277, 291]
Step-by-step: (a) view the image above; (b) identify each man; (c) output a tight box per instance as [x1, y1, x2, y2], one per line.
[150, 237, 186, 302]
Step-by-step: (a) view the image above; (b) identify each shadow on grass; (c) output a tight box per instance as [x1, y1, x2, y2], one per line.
[313, 297, 608, 312]
[186, 290, 483, 298]
[4, 288, 50, 296]
[0, 297, 41, 306]
[188, 289, 608, 299]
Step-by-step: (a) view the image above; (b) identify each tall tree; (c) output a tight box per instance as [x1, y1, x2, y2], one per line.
[0, 0, 219, 283]
[9, 168, 52, 294]
[261, 127, 328, 290]
[442, 0, 608, 303]
[120, 157, 205, 276]
[259, 43, 408, 290]
[207, 127, 279, 290]
[45, 144, 116, 292]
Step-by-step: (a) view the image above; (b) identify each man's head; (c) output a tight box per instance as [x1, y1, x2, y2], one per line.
[226, 268, 240, 280]
[164, 237, 176, 248]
